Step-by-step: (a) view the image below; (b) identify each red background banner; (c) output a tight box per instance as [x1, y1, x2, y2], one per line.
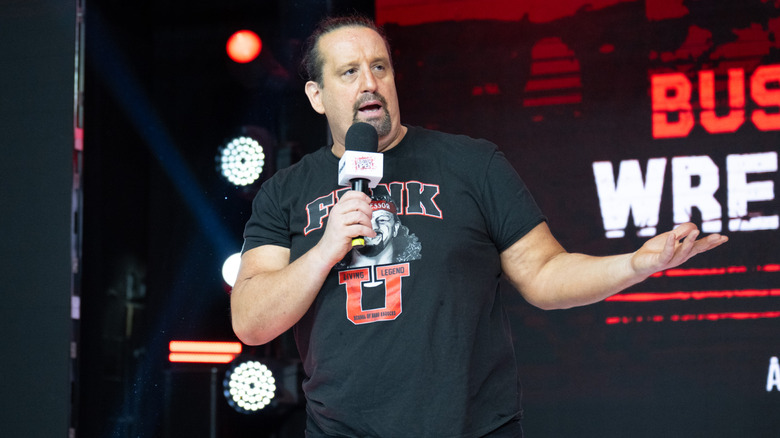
[376, 0, 780, 435]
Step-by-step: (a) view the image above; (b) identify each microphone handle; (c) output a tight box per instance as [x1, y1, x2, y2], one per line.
[351, 178, 371, 247]
[351, 178, 370, 195]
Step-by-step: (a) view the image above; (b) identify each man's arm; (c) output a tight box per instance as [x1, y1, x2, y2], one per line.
[500, 222, 728, 310]
[231, 190, 376, 345]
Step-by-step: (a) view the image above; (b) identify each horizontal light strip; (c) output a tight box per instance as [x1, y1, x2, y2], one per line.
[605, 289, 780, 303]
[168, 341, 243, 364]
[606, 289, 780, 303]
[665, 266, 747, 276]
[169, 341, 242, 354]
[606, 311, 780, 325]
[650, 264, 779, 278]
[169, 353, 237, 364]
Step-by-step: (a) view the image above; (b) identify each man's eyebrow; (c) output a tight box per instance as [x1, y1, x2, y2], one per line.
[331, 60, 357, 70]
[335, 55, 389, 68]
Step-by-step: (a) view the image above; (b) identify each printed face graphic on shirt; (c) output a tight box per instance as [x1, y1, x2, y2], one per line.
[365, 208, 397, 247]
[358, 208, 398, 256]
[341, 196, 420, 269]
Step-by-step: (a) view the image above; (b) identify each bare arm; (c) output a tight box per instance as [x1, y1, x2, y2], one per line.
[231, 190, 376, 345]
[501, 222, 728, 310]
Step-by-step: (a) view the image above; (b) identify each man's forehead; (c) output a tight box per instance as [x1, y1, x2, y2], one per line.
[319, 27, 390, 65]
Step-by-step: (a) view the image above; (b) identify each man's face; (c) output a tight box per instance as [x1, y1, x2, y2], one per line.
[304, 26, 403, 153]
[363, 209, 399, 254]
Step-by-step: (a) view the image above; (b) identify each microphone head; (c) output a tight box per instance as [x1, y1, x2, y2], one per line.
[338, 122, 383, 188]
[345, 122, 378, 153]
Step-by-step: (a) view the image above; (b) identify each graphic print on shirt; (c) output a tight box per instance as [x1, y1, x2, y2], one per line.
[337, 194, 422, 324]
[303, 182, 443, 236]
[303, 182, 439, 325]
[339, 262, 411, 324]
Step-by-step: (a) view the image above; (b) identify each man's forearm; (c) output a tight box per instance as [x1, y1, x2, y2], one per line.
[522, 251, 641, 310]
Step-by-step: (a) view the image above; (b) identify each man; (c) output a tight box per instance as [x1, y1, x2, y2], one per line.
[231, 15, 727, 437]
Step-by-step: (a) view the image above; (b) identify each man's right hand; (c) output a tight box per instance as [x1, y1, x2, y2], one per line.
[313, 190, 376, 267]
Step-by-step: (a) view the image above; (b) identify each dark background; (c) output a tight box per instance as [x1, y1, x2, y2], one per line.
[2, 0, 779, 437]
[0, 0, 77, 436]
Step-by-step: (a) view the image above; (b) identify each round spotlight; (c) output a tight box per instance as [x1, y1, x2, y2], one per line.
[219, 136, 265, 186]
[223, 359, 277, 414]
[226, 30, 262, 63]
[222, 252, 241, 287]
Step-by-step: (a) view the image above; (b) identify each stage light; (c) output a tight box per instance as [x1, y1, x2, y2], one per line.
[168, 340, 242, 364]
[218, 136, 265, 186]
[222, 356, 304, 416]
[227, 30, 262, 63]
[222, 252, 241, 287]
[224, 359, 277, 414]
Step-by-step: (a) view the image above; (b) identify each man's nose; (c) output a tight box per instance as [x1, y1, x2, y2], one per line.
[359, 68, 377, 93]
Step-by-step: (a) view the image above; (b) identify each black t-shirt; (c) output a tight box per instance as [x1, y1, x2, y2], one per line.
[243, 126, 546, 437]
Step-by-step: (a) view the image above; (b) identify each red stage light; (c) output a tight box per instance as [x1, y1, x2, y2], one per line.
[226, 30, 262, 63]
[168, 340, 243, 363]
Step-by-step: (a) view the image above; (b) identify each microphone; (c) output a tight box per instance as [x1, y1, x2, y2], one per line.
[338, 122, 383, 247]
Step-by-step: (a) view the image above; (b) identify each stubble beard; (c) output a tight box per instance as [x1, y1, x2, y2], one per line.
[363, 111, 392, 138]
[353, 93, 393, 137]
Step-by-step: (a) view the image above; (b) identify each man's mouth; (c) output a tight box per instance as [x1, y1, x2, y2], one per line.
[358, 100, 383, 116]
[354, 92, 388, 120]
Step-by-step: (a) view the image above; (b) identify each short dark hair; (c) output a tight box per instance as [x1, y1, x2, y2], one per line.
[300, 15, 392, 86]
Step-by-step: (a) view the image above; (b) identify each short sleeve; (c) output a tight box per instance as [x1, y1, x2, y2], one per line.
[242, 182, 291, 253]
[481, 149, 547, 252]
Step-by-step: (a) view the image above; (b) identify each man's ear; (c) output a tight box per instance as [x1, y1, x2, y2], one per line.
[304, 81, 325, 114]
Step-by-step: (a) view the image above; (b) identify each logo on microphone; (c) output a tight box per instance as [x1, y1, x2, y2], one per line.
[354, 155, 377, 171]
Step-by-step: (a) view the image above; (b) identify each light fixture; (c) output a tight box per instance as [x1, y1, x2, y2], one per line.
[218, 136, 265, 186]
[222, 356, 304, 416]
[223, 359, 277, 414]
[222, 252, 242, 287]
[226, 30, 262, 64]
[168, 340, 242, 364]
